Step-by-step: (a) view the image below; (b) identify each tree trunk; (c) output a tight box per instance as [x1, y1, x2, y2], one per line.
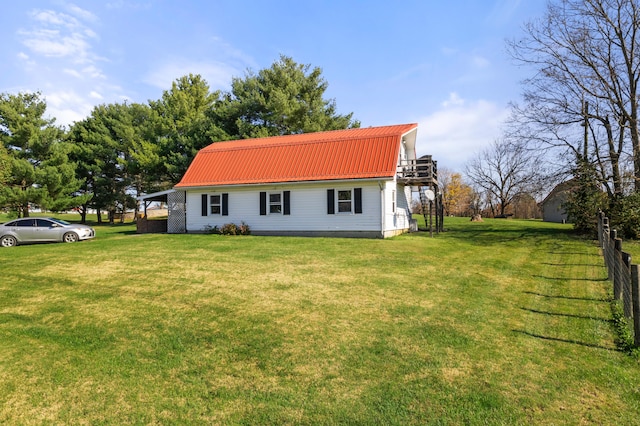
[80, 204, 88, 223]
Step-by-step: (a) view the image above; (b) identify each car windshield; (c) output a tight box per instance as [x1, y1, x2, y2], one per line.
[47, 218, 71, 225]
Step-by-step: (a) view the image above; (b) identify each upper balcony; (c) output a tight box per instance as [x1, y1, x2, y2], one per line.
[396, 156, 438, 186]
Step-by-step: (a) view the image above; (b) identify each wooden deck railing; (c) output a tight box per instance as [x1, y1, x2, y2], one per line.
[397, 157, 438, 185]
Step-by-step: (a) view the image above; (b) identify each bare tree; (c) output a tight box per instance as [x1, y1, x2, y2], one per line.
[507, 0, 640, 195]
[465, 140, 543, 217]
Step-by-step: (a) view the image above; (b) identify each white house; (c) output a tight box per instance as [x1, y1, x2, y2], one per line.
[143, 123, 438, 238]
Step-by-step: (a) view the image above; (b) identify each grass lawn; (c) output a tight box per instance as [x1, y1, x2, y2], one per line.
[1, 215, 639, 424]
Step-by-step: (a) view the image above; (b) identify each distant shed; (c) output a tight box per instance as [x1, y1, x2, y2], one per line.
[541, 180, 576, 223]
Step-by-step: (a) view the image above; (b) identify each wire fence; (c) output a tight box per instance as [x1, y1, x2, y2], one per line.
[597, 211, 640, 346]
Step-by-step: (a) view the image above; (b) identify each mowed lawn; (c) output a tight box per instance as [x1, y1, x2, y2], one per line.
[1, 216, 639, 424]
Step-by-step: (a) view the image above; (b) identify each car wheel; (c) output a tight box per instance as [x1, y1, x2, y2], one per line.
[63, 232, 79, 243]
[0, 235, 17, 247]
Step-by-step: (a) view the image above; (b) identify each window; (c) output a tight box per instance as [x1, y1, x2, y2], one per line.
[328, 188, 362, 215]
[210, 194, 221, 215]
[260, 191, 290, 215]
[269, 193, 282, 214]
[392, 190, 396, 213]
[201, 193, 228, 216]
[338, 190, 352, 213]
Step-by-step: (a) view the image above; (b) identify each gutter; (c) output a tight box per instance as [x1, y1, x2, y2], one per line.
[174, 177, 393, 191]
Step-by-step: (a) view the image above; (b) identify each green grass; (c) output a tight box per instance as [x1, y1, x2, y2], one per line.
[1, 215, 639, 424]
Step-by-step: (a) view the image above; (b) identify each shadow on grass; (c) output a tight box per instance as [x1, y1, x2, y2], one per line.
[441, 221, 577, 247]
[541, 262, 604, 267]
[532, 274, 609, 282]
[520, 307, 612, 323]
[512, 329, 618, 352]
[523, 291, 609, 303]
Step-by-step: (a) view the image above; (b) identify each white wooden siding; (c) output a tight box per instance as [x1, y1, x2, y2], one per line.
[377, 180, 413, 234]
[185, 181, 386, 233]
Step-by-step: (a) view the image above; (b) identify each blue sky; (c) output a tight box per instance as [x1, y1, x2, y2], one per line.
[0, 0, 546, 172]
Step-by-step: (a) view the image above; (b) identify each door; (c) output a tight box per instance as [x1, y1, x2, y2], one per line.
[34, 218, 64, 241]
[11, 219, 37, 242]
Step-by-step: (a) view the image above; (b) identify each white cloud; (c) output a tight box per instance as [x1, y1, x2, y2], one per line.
[30, 10, 79, 28]
[472, 55, 490, 69]
[44, 90, 94, 127]
[63, 68, 83, 78]
[65, 3, 99, 23]
[14, 5, 113, 126]
[82, 65, 106, 79]
[19, 7, 99, 63]
[416, 94, 509, 172]
[442, 92, 465, 107]
[144, 60, 239, 91]
[21, 30, 91, 59]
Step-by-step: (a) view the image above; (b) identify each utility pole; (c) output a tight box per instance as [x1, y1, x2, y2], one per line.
[582, 100, 589, 159]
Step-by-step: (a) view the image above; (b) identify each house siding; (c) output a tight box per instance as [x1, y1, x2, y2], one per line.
[542, 192, 569, 223]
[378, 180, 413, 237]
[184, 181, 389, 237]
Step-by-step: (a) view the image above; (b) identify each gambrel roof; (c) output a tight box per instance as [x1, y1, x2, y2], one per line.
[175, 123, 418, 188]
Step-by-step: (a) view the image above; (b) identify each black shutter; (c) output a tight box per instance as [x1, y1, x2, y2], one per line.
[354, 188, 362, 214]
[201, 194, 208, 216]
[222, 193, 229, 216]
[327, 189, 335, 214]
[283, 191, 290, 215]
[260, 192, 267, 215]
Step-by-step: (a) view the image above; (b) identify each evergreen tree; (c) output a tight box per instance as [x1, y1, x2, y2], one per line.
[150, 74, 228, 184]
[217, 55, 359, 139]
[563, 156, 607, 235]
[0, 92, 87, 217]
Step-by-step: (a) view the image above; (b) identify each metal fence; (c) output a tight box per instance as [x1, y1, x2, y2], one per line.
[597, 212, 640, 346]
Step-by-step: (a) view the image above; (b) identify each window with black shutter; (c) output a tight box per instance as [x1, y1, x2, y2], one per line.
[260, 192, 267, 215]
[354, 188, 362, 214]
[283, 191, 290, 215]
[222, 193, 229, 216]
[201, 194, 208, 216]
[327, 189, 335, 214]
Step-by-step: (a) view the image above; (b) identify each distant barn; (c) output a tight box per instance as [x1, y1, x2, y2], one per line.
[541, 180, 575, 223]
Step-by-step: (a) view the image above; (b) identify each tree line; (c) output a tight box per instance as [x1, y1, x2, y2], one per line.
[454, 0, 640, 237]
[0, 55, 359, 222]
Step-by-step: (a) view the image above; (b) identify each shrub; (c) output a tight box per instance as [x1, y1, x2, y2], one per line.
[203, 225, 219, 234]
[220, 223, 238, 235]
[205, 222, 251, 236]
[238, 221, 251, 235]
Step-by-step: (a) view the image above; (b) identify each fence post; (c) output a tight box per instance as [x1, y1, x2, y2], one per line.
[623, 252, 633, 318]
[606, 228, 615, 280]
[614, 235, 622, 301]
[598, 211, 603, 248]
[632, 265, 640, 347]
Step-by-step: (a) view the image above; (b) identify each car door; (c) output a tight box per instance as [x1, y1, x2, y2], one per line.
[35, 218, 63, 241]
[11, 219, 37, 242]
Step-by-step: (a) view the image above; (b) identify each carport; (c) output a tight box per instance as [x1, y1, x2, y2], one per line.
[137, 189, 173, 234]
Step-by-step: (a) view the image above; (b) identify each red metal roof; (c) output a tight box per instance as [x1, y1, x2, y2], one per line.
[175, 123, 418, 187]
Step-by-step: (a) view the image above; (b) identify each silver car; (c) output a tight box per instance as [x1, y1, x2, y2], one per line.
[0, 217, 95, 247]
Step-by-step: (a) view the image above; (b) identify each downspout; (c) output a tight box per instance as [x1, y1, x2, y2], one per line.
[378, 180, 385, 238]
